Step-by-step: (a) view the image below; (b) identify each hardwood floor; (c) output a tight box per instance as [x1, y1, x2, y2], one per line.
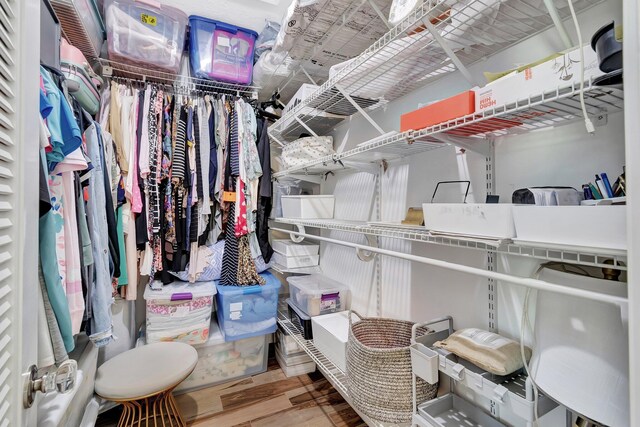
[96, 349, 365, 427]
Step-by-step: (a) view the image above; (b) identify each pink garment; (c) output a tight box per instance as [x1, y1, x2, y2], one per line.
[61, 172, 85, 334]
[126, 89, 143, 213]
[235, 179, 248, 237]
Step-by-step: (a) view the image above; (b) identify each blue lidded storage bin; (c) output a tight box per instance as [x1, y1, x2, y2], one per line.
[189, 16, 258, 85]
[216, 272, 281, 341]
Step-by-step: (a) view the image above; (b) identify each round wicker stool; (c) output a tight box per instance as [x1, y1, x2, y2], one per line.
[95, 342, 198, 427]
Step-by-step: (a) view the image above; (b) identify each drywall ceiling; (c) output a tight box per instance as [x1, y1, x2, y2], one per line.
[158, 0, 293, 33]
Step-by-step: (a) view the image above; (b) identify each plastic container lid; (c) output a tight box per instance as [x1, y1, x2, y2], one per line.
[216, 272, 281, 296]
[143, 280, 217, 301]
[286, 274, 348, 296]
[188, 15, 258, 39]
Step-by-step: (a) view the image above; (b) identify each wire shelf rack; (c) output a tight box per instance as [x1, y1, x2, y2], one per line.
[274, 218, 628, 270]
[277, 308, 398, 427]
[272, 81, 624, 178]
[269, 0, 603, 141]
[99, 59, 261, 97]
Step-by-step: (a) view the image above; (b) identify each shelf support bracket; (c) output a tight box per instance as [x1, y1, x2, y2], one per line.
[367, 0, 393, 30]
[268, 130, 286, 147]
[420, 18, 480, 88]
[356, 234, 378, 262]
[430, 133, 491, 156]
[336, 84, 386, 135]
[290, 225, 306, 243]
[295, 115, 319, 137]
[300, 65, 318, 86]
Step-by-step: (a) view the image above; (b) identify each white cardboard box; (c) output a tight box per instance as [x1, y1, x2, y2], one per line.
[281, 195, 335, 219]
[312, 312, 350, 372]
[272, 239, 320, 257]
[272, 252, 320, 268]
[474, 44, 605, 113]
[423, 203, 516, 239]
[512, 205, 626, 250]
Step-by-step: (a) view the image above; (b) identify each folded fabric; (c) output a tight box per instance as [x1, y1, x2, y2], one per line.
[171, 240, 270, 282]
[281, 136, 335, 169]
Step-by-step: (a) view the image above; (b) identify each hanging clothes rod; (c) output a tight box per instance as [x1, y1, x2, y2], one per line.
[108, 76, 253, 98]
[270, 227, 628, 306]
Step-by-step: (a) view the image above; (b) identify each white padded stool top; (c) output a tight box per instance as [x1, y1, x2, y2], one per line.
[95, 342, 198, 400]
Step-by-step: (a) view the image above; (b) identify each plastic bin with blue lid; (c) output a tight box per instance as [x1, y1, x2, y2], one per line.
[215, 272, 281, 342]
[189, 16, 258, 85]
[105, 0, 187, 74]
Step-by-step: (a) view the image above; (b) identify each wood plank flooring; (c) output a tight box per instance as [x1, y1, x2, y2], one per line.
[96, 348, 365, 427]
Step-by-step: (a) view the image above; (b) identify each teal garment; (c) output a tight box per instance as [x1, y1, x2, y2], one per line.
[116, 206, 128, 286]
[39, 210, 75, 353]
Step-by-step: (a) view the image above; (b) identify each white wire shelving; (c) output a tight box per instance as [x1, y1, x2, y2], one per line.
[269, 0, 604, 142]
[99, 59, 261, 97]
[274, 217, 627, 270]
[269, 263, 322, 275]
[277, 308, 400, 427]
[273, 81, 624, 178]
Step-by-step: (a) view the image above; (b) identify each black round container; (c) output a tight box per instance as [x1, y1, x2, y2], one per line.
[591, 22, 622, 73]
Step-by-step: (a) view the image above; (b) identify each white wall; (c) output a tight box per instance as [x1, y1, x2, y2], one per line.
[319, 0, 624, 335]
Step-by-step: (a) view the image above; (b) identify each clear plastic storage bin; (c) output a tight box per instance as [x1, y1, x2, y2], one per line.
[144, 280, 216, 345]
[104, 0, 187, 74]
[215, 272, 281, 341]
[189, 16, 258, 84]
[287, 274, 350, 317]
[175, 320, 268, 393]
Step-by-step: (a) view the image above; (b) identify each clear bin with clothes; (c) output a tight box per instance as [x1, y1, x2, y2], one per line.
[144, 280, 216, 345]
[104, 0, 187, 74]
[215, 272, 282, 341]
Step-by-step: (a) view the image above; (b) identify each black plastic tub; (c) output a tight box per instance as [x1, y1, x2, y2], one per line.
[591, 22, 622, 72]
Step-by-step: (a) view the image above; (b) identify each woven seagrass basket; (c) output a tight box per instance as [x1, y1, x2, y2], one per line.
[346, 311, 438, 423]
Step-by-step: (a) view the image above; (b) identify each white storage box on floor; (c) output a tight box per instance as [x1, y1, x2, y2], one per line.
[144, 280, 216, 345]
[512, 205, 626, 250]
[275, 347, 316, 377]
[287, 274, 350, 316]
[281, 195, 335, 219]
[422, 203, 516, 239]
[312, 311, 350, 372]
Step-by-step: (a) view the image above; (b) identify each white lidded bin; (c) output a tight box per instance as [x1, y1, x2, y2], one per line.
[422, 203, 516, 239]
[272, 252, 319, 268]
[512, 205, 626, 250]
[272, 239, 320, 257]
[174, 320, 268, 393]
[281, 195, 335, 219]
[287, 274, 350, 317]
[144, 280, 217, 345]
[312, 311, 350, 372]
[275, 348, 317, 377]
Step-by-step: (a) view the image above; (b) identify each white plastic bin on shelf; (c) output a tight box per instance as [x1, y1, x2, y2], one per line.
[287, 274, 350, 317]
[174, 320, 268, 393]
[275, 348, 316, 377]
[312, 311, 350, 372]
[418, 394, 507, 427]
[422, 203, 516, 239]
[144, 280, 216, 345]
[272, 252, 319, 269]
[281, 195, 335, 219]
[512, 205, 626, 250]
[272, 239, 320, 257]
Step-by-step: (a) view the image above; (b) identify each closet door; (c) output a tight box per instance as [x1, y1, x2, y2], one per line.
[1, 0, 41, 425]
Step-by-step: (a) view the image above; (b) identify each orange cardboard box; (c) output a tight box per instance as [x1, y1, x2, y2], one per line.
[400, 91, 475, 132]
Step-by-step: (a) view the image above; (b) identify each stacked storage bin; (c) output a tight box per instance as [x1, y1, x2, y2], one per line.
[215, 272, 282, 341]
[272, 239, 320, 269]
[275, 327, 316, 377]
[175, 320, 269, 393]
[104, 0, 187, 74]
[144, 281, 217, 345]
[189, 16, 258, 85]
